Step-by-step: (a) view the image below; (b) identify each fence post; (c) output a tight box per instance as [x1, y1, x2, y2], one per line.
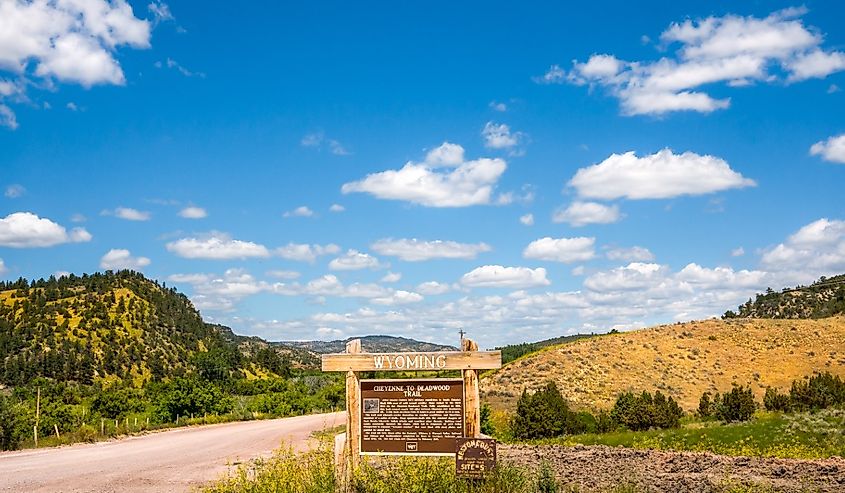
[336, 338, 361, 493]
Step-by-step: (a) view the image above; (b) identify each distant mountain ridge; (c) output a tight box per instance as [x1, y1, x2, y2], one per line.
[280, 335, 458, 354]
[725, 274, 845, 319]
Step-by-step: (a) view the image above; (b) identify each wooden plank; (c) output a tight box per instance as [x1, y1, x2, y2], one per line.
[462, 338, 481, 438]
[344, 339, 362, 478]
[322, 350, 502, 372]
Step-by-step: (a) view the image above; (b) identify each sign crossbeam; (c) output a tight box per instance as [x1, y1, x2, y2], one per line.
[321, 350, 502, 372]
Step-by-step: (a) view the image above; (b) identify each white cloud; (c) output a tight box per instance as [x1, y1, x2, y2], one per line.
[0, 0, 151, 127]
[99, 248, 150, 270]
[381, 271, 402, 283]
[157, 57, 204, 78]
[371, 290, 424, 306]
[102, 207, 151, 221]
[535, 64, 566, 84]
[568, 149, 755, 200]
[70, 213, 86, 223]
[731, 247, 745, 257]
[606, 246, 655, 262]
[676, 263, 768, 289]
[148, 1, 174, 25]
[4, 184, 24, 198]
[519, 213, 534, 226]
[553, 201, 621, 226]
[460, 265, 550, 289]
[481, 122, 524, 152]
[371, 238, 491, 261]
[341, 142, 507, 207]
[416, 281, 451, 295]
[275, 243, 340, 263]
[329, 250, 382, 271]
[523, 237, 596, 263]
[266, 270, 300, 280]
[761, 218, 845, 282]
[66, 102, 78, 111]
[558, 9, 845, 115]
[166, 232, 270, 259]
[489, 101, 507, 112]
[810, 134, 845, 164]
[0, 258, 6, 275]
[300, 132, 350, 155]
[329, 204, 345, 212]
[178, 206, 207, 219]
[0, 212, 91, 248]
[283, 206, 315, 218]
[584, 262, 667, 292]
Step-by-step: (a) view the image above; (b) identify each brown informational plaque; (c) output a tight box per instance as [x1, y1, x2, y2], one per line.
[360, 378, 464, 455]
[455, 438, 497, 479]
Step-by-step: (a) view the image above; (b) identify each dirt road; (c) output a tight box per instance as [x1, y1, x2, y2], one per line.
[0, 412, 344, 493]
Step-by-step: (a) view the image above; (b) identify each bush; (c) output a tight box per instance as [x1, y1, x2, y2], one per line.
[789, 372, 845, 411]
[511, 382, 584, 439]
[698, 392, 713, 418]
[0, 395, 26, 451]
[480, 403, 495, 435]
[154, 377, 233, 422]
[611, 390, 682, 431]
[763, 387, 791, 412]
[91, 387, 145, 419]
[715, 385, 756, 422]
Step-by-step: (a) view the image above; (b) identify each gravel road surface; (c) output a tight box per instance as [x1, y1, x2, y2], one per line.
[0, 412, 344, 493]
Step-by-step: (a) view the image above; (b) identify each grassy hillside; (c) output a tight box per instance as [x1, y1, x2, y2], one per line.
[0, 271, 283, 386]
[496, 333, 597, 365]
[482, 317, 845, 412]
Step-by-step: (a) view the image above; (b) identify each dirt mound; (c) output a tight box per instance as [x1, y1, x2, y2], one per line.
[501, 444, 845, 492]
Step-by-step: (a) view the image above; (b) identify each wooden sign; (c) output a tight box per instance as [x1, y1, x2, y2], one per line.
[322, 350, 502, 372]
[455, 438, 497, 479]
[360, 378, 463, 455]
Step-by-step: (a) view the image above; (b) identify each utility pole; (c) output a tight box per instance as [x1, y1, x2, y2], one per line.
[458, 328, 466, 345]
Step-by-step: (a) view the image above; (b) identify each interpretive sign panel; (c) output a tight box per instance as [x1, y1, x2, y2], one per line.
[360, 378, 464, 455]
[455, 438, 497, 479]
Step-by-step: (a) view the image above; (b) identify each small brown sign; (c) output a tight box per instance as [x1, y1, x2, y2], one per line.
[360, 378, 464, 455]
[456, 438, 497, 479]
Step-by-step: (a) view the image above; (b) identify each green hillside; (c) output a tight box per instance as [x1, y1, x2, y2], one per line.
[724, 274, 845, 319]
[0, 270, 285, 386]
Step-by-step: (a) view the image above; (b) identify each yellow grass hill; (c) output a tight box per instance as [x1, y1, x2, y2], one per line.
[482, 316, 845, 412]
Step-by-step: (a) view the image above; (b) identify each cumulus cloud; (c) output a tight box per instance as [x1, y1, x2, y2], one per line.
[99, 249, 150, 270]
[554, 8, 845, 115]
[523, 237, 596, 263]
[328, 250, 383, 271]
[568, 149, 755, 200]
[266, 270, 300, 280]
[460, 265, 550, 289]
[0, 0, 151, 128]
[381, 271, 402, 283]
[606, 246, 655, 262]
[489, 101, 507, 112]
[676, 263, 768, 289]
[416, 281, 451, 295]
[4, 184, 25, 198]
[481, 122, 525, 154]
[553, 201, 621, 226]
[283, 206, 315, 218]
[761, 218, 845, 282]
[371, 290, 424, 306]
[166, 232, 270, 259]
[519, 213, 534, 226]
[276, 243, 341, 262]
[329, 204, 345, 212]
[0, 212, 91, 247]
[371, 238, 491, 261]
[584, 262, 668, 292]
[102, 207, 151, 221]
[178, 206, 207, 219]
[341, 142, 507, 207]
[810, 134, 845, 164]
[731, 247, 746, 257]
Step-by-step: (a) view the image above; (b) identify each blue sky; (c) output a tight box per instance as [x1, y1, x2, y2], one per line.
[1, 1, 844, 348]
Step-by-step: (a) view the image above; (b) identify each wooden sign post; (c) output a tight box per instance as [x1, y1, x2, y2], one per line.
[322, 337, 501, 492]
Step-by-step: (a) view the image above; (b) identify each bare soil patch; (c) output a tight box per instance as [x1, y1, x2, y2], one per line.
[501, 444, 845, 492]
